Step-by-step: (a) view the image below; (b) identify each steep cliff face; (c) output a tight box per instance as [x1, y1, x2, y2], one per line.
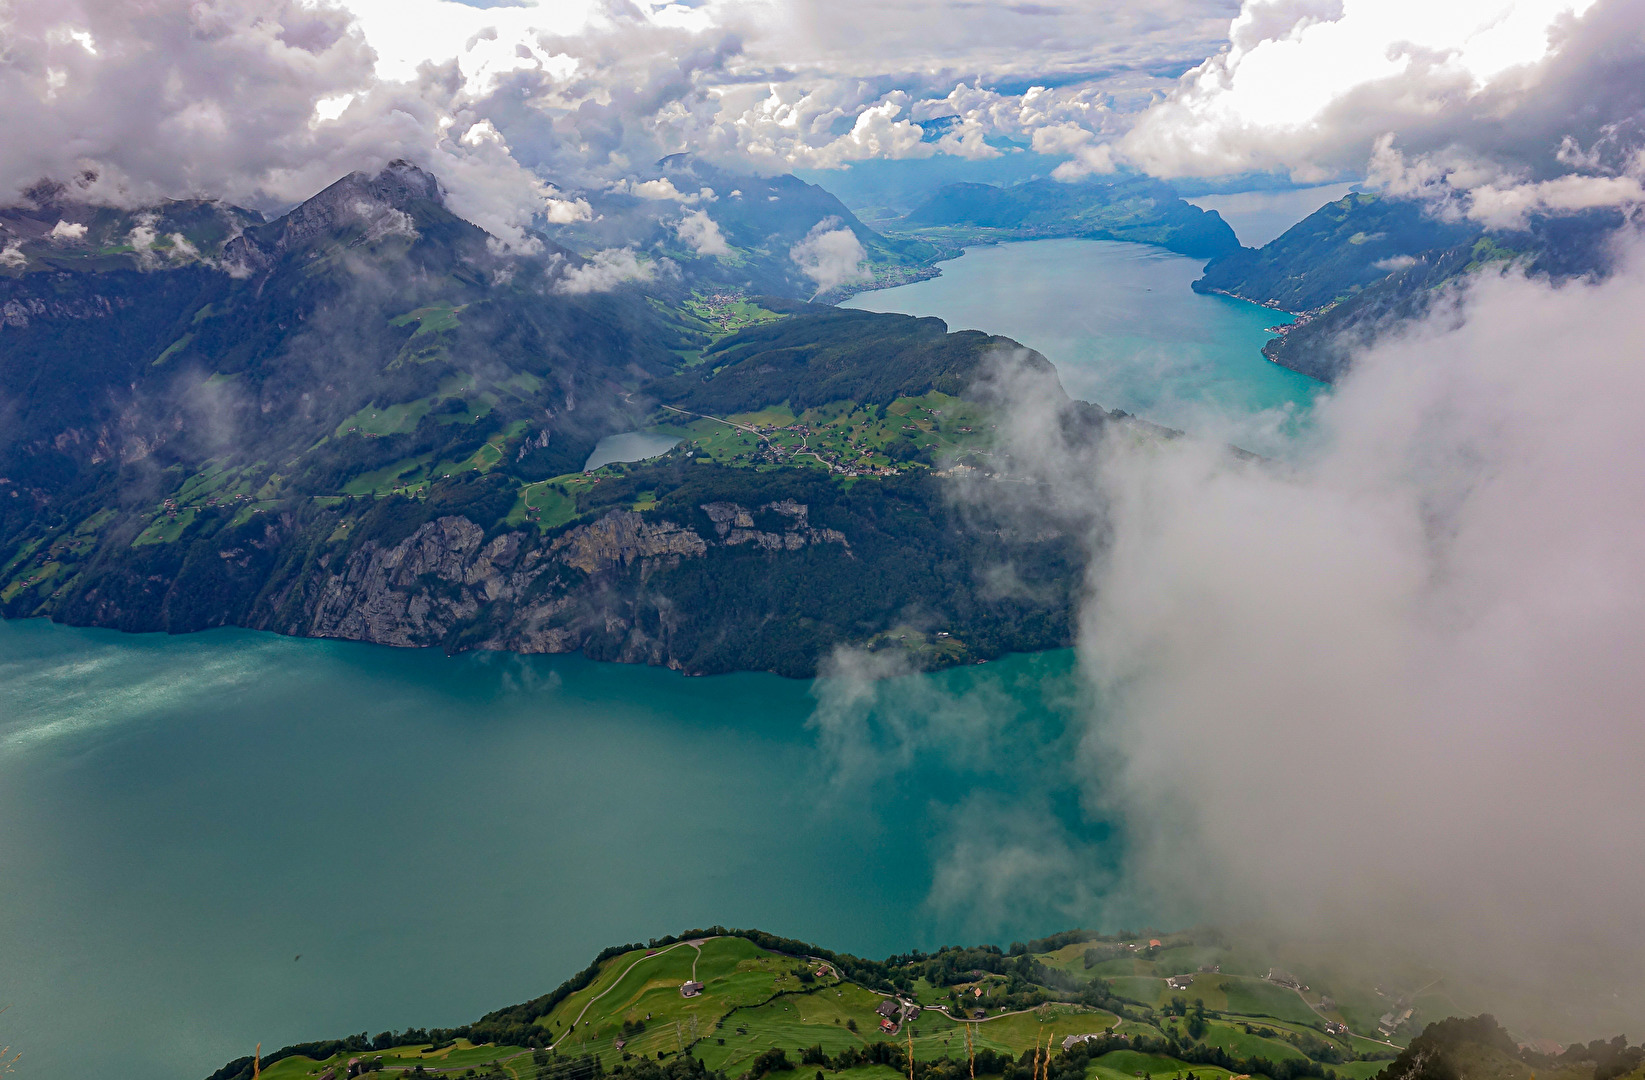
[277, 501, 850, 670]
[10, 457, 1087, 676]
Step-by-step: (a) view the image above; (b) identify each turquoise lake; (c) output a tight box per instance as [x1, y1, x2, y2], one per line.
[0, 241, 1324, 1080]
[846, 239, 1323, 452]
[0, 620, 1120, 1080]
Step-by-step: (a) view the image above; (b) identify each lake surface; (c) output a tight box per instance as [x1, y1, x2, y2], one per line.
[584, 431, 681, 471]
[846, 239, 1323, 451]
[0, 619, 1125, 1080]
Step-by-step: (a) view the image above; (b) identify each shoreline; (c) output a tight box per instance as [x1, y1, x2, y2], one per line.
[0, 612, 1076, 683]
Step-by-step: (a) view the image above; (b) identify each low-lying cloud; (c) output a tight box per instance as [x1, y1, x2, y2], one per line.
[790, 219, 868, 295]
[980, 237, 1645, 1035]
[676, 208, 730, 256]
[807, 647, 1129, 941]
[555, 246, 661, 294]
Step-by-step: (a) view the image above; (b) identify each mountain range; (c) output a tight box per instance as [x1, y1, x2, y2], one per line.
[0, 161, 1154, 676]
[3, 159, 1621, 673]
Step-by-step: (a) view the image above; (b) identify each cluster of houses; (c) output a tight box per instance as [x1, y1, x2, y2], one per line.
[1379, 1008, 1412, 1037]
[1165, 975, 1195, 991]
[1266, 969, 1309, 991]
[875, 997, 922, 1033]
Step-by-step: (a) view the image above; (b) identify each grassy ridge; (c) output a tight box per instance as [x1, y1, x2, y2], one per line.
[209, 928, 1437, 1080]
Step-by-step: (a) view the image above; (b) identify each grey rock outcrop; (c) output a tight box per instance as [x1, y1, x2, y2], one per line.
[224, 161, 443, 273]
[287, 501, 846, 659]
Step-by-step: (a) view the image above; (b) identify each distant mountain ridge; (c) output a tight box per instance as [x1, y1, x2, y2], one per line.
[0, 182, 261, 273]
[899, 175, 1241, 259]
[541, 154, 943, 301]
[1193, 191, 1628, 381]
[1193, 192, 1477, 313]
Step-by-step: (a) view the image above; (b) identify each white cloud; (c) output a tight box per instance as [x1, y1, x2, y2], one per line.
[789, 219, 868, 295]
[555, 246, 658, 294]
[1465, 172, 1645, 227]
[124, 217, 206, 268]
[313, 92, 356, 124]
[1051, 141, 1118, 181]
[542, 192, 593, 224]
[725, 0, 1234, 96]
[980, 241, 1645, 1030]
[1031, 122, 1097, 158]
[49, 219, 87, 240]
[823, 95, 934, 164]
[0, 0, 596, 246]
[1122, 0, 1605, 180]
[1366, 132, 1645, 229]
[0, 0, 1230, 223]
[933, 121, 1000, 161]
[676, 208, 730, 256]
[0, 0, 374, 207]
[0, 241, 25, 267]
[629, 177, 685, 200]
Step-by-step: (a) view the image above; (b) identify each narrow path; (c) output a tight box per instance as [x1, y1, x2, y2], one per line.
[553, 937, 716, 1050]
[658, 403, 765, 439]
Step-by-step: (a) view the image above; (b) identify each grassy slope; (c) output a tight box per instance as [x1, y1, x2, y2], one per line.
[544, 937, 803, 1061]
[255, 1039, 534, 1080]
[215, 929, 1639, 1080]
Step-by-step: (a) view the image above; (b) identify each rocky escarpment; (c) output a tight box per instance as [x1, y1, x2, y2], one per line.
[283, 501, 848, 669]
[0, 289, 128, 328]
[12, 455, 1085, 678]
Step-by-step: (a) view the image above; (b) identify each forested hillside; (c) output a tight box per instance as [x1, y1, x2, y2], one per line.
[0, 162, 1131, 675]
[1192, 192, 1630, 381]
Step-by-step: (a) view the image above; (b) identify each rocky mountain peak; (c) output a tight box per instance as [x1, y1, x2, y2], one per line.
[335, 160, 445, 211]
[224, 160, 447, 272]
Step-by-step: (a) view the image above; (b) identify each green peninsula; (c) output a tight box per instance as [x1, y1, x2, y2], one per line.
[204, 928, 1642, 1080]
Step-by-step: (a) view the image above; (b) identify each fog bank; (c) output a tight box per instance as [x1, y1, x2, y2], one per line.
[1052, 240, 1645, 1037]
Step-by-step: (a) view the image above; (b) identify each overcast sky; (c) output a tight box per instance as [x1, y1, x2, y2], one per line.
[3, 0, 1642, 234]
